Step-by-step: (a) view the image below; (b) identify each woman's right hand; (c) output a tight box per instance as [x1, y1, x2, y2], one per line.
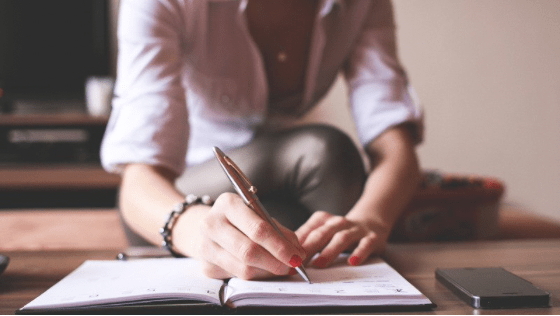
[174, 192, 307, 280]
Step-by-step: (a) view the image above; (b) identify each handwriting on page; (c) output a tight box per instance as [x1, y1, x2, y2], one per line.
[226, 258, 420, 297]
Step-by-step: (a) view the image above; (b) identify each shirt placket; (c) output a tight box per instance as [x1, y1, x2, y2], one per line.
[236, 0, 268, 124]
[302, 0, 342, 115]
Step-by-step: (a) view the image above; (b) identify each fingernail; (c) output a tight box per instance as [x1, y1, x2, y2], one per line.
[349, 256, 361, 266]
[313, 256, 328, 268]
[289, 255, 303, 268]
[484, 178, 502, 191]
[288, 268, 298, 276]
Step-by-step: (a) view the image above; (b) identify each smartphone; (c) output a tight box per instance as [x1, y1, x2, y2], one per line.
[436, 267, 550, 309]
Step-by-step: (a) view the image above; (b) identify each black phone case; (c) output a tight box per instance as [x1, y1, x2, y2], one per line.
[436, 267, 550, 309]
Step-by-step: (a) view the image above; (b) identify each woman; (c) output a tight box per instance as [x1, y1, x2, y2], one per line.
[101, 0, 423, 280]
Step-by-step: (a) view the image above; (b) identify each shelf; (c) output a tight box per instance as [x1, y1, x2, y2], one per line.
[0, 113, 108, 126]
[0, 114, 118, 208]
[0, 164, 119, 190]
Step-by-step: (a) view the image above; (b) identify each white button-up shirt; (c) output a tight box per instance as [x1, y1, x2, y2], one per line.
[101, 0, 423, 175]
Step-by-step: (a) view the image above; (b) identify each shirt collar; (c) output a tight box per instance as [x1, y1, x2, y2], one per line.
[319, 0, 346, 17]
[238, 0, 247, 12]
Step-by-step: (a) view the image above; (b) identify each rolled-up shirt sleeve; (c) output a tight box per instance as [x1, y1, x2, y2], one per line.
[100, 0, 188, 175]
[344, 0, 423, 148]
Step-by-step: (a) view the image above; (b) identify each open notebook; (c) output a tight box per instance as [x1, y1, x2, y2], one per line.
[18, 256, 434, 313]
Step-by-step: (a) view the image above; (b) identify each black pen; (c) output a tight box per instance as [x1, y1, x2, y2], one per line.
[213, 146, 311, 283]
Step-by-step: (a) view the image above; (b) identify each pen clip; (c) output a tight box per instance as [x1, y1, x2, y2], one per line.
[224, 156, 257, 195]
[213, 147, 258, 204]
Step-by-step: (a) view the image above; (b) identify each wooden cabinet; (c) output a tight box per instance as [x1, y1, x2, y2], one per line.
[0, 114, 120, 208]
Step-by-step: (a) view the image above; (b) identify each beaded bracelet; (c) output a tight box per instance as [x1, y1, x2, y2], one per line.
[159, 194, 213, 257]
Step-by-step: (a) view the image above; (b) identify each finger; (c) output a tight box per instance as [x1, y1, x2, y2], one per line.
[201, 239, 282, 280]
[272, 218, 306, 254]
[300, 215, 354, 259]
[295, 211, 331, 245]
[215, 225, 289, 275]
[348, 232, 385, 266]
[204, 202, 290, 275]
[223, 196, 307, 268]
[198, 239, 236, 279]
[275, 226, 311, 269]
[200, 261, 232, 280]
[311, 226, 362, 268]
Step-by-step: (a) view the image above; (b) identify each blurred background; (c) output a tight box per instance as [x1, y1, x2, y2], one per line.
[1, 0, 558, 235]
[310, 0, 560, 223]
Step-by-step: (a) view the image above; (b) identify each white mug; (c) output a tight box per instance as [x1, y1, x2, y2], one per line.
[85, 76, 114, 116]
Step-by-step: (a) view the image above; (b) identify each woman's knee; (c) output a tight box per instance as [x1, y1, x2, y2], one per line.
[284, 125, 365, 176]
[278, 125, 366, 215]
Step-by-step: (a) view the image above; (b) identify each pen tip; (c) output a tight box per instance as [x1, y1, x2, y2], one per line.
[295, 266, 312, 284]
[213, 146, 224, 156]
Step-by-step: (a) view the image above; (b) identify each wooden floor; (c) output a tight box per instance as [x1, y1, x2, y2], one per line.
[0, 205, 559, 251]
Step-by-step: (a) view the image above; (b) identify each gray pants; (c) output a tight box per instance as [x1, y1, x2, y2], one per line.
[122, 124, 367, 246]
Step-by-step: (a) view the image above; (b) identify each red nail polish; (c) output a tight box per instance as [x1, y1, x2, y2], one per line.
[313, 256, 328, 268]
[289, 255, 303, 268]
[484, 178, 502, 191]
[349, 256, 361, 266]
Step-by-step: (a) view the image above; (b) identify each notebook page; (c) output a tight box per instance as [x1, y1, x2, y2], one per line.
[22, 258, 223, 311]
[225, 257, 431, 307]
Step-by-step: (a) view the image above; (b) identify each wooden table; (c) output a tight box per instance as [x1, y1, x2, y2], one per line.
[0, 239, 558, 314]
[384, 239, 560, 314]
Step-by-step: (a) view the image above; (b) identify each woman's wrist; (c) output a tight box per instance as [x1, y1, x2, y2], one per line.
[170, 203, 212, 258]
[160, 194, 213, 257]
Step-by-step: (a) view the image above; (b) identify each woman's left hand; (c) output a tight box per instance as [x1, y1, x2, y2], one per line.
[295, 211, 390, 268]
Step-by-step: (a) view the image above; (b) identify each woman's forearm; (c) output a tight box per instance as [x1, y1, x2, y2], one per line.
[119, 164, 188, 246]
[345, 125, 421, 238]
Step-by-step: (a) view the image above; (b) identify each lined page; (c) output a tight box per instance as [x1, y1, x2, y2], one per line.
[22, 258, 223, 310]
[225, 257, 431, 307]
